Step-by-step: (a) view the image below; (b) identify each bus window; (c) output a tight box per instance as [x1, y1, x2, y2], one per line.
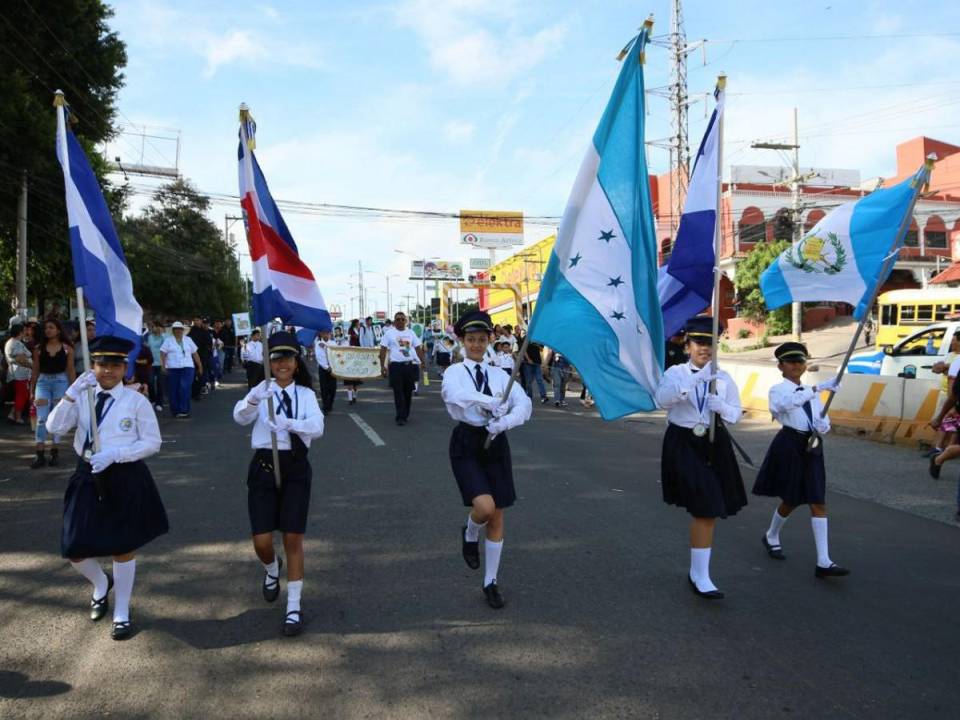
[917, 305, 933, 322]
[900, 305, 916, 322]
[936, 304, 951, 320]
[881, 305, 895, 325]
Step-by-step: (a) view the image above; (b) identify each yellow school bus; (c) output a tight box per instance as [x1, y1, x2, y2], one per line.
[876, 288, 960, 347]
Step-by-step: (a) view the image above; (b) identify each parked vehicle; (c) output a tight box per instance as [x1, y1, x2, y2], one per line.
[848, 321, 960, 378]
[874, 288, 960, 348]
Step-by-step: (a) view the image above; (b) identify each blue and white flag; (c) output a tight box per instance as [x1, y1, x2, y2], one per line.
[658, 83, 724, 338]
[55, 93, 142, 361]
[761, 164, 930, 319]
[528, 26, 663, 420]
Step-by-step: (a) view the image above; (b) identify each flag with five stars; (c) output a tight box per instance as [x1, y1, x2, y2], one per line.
[527, 25, 663, 420]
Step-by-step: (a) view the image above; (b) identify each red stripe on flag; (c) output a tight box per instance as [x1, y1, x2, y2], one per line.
[240, 194, 315, 280]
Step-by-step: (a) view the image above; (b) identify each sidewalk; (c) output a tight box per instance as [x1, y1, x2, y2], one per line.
[719, 316, 873, 369]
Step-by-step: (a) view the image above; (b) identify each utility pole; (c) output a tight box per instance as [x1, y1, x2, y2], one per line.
[357, 260, 365, 318]
[669, 0, 689, 238]
[751, 108, 817, 341]
[16, 171, 27, 320]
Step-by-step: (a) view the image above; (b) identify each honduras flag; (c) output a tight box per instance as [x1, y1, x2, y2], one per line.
[54, 92, 142, 366]
[761, 161, 931, 319]
[238, 107, 332, 332]
[658, 82, 724, 338]
[528, 25, 663, 420]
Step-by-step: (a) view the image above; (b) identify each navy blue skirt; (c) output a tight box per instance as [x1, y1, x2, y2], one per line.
[661, 422, 747, 518]
[450, 422, 516, 509]
[752, 427, 827, 506]
[62, 459, 169, 558]
[247, 449, 312, 535]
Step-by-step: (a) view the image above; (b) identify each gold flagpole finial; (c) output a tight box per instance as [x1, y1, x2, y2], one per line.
[239, 103, 255, 151]
[717, 74, 727, 91]
[53, 89, 65, 107]
[643, 15, 655, 31]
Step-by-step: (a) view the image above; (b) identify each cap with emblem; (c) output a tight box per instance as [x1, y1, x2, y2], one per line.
[89, 336, 135, 362]
[684, 315, 722, 344]
[267, 331, 300, 360]
[454, 310, 494, 337]
[774, 341, 809, 363]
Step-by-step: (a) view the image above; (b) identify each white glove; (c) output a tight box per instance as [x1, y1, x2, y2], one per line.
[90, 448, 119, 474]
[66, 370, 98, 400]
[814, 376, 841, 393]
[267, 416, 293, 433]
[245, 379, 275, 405]
[705, 393, 725, 413]
[475, 395, 500, 412]
[813, 419, 830, 434]
[486, 418, 508, 436]
[491, 401, 509, 419]
[680, 370, 716, 393]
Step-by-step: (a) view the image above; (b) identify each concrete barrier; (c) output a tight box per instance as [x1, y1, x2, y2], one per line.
[723, 361, 941, 447]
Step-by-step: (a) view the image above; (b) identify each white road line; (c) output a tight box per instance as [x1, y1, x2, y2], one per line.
[349, 413, 386, 447]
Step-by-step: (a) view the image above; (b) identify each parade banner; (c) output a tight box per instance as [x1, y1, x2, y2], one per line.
[233, 311, 252, 337]
[327, 346, 382, 381]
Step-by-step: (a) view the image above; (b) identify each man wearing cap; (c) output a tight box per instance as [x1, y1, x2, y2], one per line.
[160, 322, 203, 418]
[752, 342, 848, 578]
[655, 316, 747, 599]
[46, 335, 168, 640]
[233, 331, 325, 636]
[379, 311, 424, 426]
[442, 310, 532, 609]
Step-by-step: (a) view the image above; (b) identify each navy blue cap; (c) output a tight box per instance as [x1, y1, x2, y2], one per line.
[89, 335, 134, 361]
[267, 331, 300, 359]
[684, 315, 722, 343]
[455, 311, 493, 337]
[775, 342, 809, 362]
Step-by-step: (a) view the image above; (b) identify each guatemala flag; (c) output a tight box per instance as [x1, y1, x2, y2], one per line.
[761, 161, 931, 319]
[528, 25, 663, 420]
[54, 92, 142, 365]
[658, 82, 724, 338]
[238, 107, 332, 332]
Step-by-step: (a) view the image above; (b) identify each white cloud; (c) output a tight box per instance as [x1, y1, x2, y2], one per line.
[443, 120, 476, 143]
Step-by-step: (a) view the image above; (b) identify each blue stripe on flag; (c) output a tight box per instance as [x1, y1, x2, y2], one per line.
[758, 260, 792, 311]
[252, 289, 332, 332]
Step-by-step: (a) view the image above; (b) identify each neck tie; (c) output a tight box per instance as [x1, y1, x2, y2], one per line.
[84, 391, 111, 453]
[281, 389, 293, 418]
[475, 364, 492, 397]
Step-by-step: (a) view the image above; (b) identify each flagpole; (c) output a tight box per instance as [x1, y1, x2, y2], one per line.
[261, 322, 283, 488]
[820, 153, 936, 417]
[483, 333, 531, 450]
[708, 74, 727, 443]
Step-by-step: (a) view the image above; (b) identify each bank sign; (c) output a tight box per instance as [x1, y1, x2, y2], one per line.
[460, 210, 524, 248]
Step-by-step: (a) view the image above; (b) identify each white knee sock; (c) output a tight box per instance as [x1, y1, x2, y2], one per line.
[483, 540, 503, 587]
[346, 389, 354, 401]
[689, 548, 718, 593]
[263, 558, 279, 579]
[286, 580, 303, 619]
[465, 515, 486, 542]
[71, 558, 108, 599]
[811, 517, 833, 567]
[112, 559, 136, 623]
[766, 509, 789, 546]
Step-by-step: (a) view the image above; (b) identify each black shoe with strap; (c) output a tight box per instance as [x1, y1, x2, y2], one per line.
[815, 563, 850, 578]
[111, 619, 132, 640]
[282, 610, 303, 636]
[90, 572, 114, 621]
[263, 556, 284, 603]
[761, 535, 786, 560]
[483, 582, 505, 609]
[30, 452, 46, 469]
[461, 526, 480, 570]
[687, 575, 724, 600]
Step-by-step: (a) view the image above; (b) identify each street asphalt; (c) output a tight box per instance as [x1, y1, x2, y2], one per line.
[0, 365, 958, 719]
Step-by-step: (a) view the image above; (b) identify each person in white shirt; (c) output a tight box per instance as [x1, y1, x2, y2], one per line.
[434, 334, 458, 376]
[233, 331, 325, 637]
[358, 317, 377, 348]
[313, 329, 337, 414]
[241, 328, 264, 390]
[159, 321, 202, 418]
[494, 341, 515, 375]
[46, 335, 167, 641]
[379, 311, 424, 426]
[654, 316, 746, 600]
[441, 311, 532, 610]
[752, 342, 848, 578]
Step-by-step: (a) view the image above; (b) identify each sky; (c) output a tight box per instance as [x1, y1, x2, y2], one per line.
[103, 0, 960, 318]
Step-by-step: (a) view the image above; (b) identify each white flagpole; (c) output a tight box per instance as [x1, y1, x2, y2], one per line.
[820, 153, 936, 417]
[708, 74, 727, 443]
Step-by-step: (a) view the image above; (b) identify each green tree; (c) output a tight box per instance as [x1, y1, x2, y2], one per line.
[0, 0, 127, 321]
[735, 239, 791, 332]
[118, 180, 245, 319]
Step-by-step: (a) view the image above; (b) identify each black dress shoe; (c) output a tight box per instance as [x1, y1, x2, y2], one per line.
[461, 526, 480, 569]
[90, 573, 114, 621]
[262, 556, 283, 603]
[48, 449, 59, 467]
[761, 535, 786, 560]
[483, 582, 505, 609]
[815, 563, 850, 578]
[111, 620, 132, 640]
[687, 575, 724, 600]
[282, 610, 303, 636]
[929, 456, 942, 479]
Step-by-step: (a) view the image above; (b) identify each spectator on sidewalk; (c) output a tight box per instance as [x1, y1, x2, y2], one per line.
[521, 340, 549, 404]
[161, 322, 203, 419]
[30, 318, 76, 468]
[546, 348, 571, 407]
[5, 323, 31, 425]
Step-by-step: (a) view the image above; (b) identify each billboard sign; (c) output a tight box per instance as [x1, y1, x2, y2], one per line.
[469, 257, 492, 269]
[460, 210, 524, 248]
[410, 260, 464, 280]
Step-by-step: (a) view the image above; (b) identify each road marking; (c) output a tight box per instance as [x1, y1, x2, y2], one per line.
[349, 413, 385, 447]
